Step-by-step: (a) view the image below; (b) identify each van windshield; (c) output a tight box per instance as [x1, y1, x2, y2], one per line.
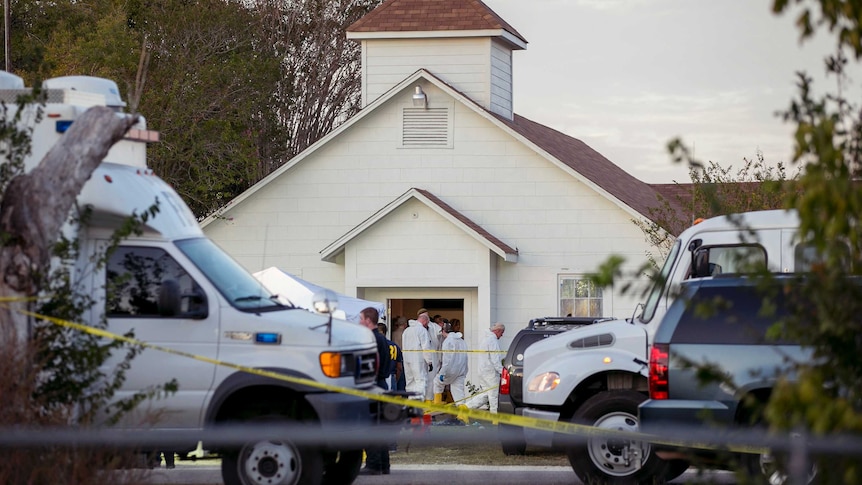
[639, 239, 681, 323]
[175, 237, 290, 312]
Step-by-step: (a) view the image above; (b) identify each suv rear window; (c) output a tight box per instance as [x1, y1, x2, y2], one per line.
[671, 285, 795, 345]
[510, 333, 553, 365]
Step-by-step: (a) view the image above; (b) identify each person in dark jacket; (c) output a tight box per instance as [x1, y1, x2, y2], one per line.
[378, 322, 405, 392]
[359, 307, 392, 475]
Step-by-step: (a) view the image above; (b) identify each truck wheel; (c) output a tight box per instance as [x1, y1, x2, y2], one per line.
[567, 390, 667, 485]
[221, 416, 323, 485]
[500, 424, 527, 455]
[743, 441, 816, 484]
[321, 450, 362, 485]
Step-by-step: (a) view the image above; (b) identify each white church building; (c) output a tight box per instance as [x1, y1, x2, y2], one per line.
[201, 0, 683, 355]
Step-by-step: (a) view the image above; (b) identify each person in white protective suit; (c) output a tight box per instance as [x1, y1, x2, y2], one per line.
[432, 322, 468, 405]
[425, 312, 443, 399]
[467, 322, 505, 413]
[401, 313, 433, 399]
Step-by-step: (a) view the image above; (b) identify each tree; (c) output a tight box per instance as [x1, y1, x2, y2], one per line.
[757, 2, 862, 482]
[254, 0, 380, 159]
[0, 93, 151, 482]
[4, 0, 384, 219]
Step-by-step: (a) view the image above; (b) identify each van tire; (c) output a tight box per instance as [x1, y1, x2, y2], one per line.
[220, 415, 323, 485]
[567, 390, 667, 485]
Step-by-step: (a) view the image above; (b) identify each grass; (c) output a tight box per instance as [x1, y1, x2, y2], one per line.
[389, 422, 569, 467]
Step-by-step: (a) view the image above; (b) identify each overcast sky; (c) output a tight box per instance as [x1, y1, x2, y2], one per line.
[485, 0, 849, 183]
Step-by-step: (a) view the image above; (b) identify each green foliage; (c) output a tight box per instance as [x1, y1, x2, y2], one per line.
[0, 88, 44, 193]
[135, 0, 286, 217]
[773, 0, 862, 60]
[3, 0, 383, 219]
[757, 5, 862, 480]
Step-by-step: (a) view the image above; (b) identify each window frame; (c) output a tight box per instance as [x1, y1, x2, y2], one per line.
[558, 275, 604, 318]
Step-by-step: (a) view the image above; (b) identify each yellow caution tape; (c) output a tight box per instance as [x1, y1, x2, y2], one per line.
[403, 349, 505, 353]
[12, 306, 767, 455]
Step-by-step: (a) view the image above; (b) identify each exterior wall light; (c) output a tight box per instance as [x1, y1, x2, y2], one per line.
[412, 86, 427, 108]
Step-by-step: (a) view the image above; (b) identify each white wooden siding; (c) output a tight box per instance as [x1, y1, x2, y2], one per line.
[204, 93, 653, 333]
[362, 38, 493, 109]
[490, 40, 513, 119]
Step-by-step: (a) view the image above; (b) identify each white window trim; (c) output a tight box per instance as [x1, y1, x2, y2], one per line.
[558, 274, 605, 318]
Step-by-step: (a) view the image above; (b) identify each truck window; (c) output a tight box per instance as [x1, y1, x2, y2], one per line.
[640, 239, 681, 323]
[694, 245, 767, 276]
[107, 246, 203, 317]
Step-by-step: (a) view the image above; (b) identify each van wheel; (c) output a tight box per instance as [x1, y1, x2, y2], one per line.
[221, 415, 323, 485]
[321, 450, 362, 485]
[567, 390, 667, 485]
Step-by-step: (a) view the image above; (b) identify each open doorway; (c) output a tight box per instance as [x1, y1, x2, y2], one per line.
[386, 298, 465, 337]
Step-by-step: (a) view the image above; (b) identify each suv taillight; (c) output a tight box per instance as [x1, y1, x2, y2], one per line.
[649, 343, 669, 400]
[500, 367, 510, 395]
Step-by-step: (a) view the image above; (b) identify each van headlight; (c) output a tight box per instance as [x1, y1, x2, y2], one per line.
[527, 372, 560, 392]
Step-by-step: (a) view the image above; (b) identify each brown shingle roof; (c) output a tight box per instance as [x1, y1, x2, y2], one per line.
[347, 0, 527, 44]
[492, 113, 686, 225]
[414, 188, 518, 256]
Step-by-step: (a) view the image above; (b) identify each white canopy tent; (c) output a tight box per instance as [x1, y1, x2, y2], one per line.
[252, 267, 385, 323]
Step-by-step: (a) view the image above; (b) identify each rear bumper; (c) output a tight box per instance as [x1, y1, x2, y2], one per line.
[498, 392, 516, 415]
[521, 407, 560, 448]
[638, 398, 734, 431]
[638, 398, 734, 457]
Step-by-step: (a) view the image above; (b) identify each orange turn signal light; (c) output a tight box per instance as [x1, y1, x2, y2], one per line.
[319, 352, 342, 378]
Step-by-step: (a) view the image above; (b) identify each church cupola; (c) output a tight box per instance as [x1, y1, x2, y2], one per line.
[347, 0, 527, 120]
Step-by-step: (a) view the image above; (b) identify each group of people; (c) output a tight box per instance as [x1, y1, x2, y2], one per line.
[399, 309, 505, 413]
[358, 306, 506, 475]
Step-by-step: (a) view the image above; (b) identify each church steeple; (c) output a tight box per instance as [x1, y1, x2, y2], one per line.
[347, 0, 527, 120]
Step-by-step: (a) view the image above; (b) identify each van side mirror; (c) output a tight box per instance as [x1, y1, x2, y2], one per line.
[159, 279, 181, 316]
[186, 288, 208, 319]
[159, 280, 208, 319]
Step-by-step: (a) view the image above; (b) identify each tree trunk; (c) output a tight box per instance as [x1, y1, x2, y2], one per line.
[0, 106, 138, 344]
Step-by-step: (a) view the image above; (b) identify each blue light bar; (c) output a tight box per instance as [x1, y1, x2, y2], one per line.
[255, 332, 281, 345]
[55, 120, 73, 133]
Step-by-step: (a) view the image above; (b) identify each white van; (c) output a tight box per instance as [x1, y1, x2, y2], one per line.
[1, 71, 385, 485]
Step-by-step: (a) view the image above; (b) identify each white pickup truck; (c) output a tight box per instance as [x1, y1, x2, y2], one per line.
[519, 209, 807, 484]
[1, 70, 388, 485]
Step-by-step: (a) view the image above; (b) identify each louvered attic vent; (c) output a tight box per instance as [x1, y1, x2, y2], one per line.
[402, 107, 449, 147]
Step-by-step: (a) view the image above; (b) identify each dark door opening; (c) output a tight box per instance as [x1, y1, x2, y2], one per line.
[387, 298, 465, 336]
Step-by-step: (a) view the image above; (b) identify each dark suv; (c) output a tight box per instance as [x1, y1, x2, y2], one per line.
[639, 275, 814, 481]
[499, 316, 606, 455]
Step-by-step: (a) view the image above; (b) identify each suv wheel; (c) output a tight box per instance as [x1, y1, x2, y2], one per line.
[500, 424, 527, 456]
[567, 390, 667, 485]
